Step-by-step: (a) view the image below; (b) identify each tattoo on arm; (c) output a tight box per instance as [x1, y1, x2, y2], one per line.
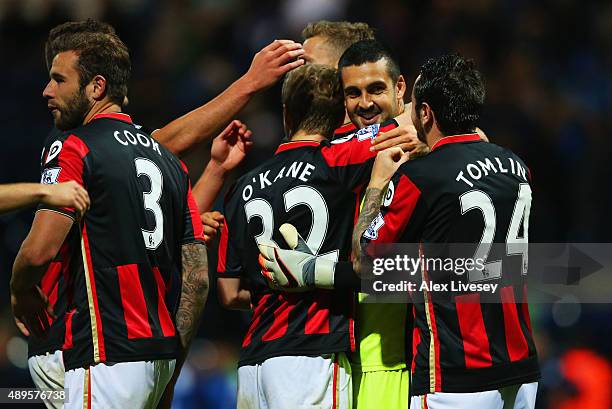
[352, 187, 385, 276]
[175, 242, 209, 368]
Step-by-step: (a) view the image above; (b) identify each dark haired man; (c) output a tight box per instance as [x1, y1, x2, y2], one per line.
[336, 39, 416, 409]
[217, 63, 405, 409]
[12, 20, 209, 409]
[261, 54, 540, 409]
[301, 21, 423, 153]
[339, 40, 407, 130]
[16, 17, 302, 408]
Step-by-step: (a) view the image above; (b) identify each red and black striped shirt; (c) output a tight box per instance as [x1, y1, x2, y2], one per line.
[362, 134, 540, 394]
[37, 113, 205, 370]
[218, 120, 398, 366]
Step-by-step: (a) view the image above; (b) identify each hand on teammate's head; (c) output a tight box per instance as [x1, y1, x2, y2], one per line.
[244, 40, 305, 92]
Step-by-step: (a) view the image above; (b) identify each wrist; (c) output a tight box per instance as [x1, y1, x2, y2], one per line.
[38, 184, 51, 202]
[235, 74, 259, 97]
[368, 178, 389, 190]
[205, 159, 229, 177]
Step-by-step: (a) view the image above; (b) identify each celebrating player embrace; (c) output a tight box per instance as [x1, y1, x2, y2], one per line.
[217, 62, 410, 408]
[259, 54, 540, 409]
[7, 11, 543, 409]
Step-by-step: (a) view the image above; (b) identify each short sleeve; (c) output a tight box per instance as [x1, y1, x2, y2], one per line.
[217, 187, 244, 279]
[39, 133, 90, 219]
[180, 161, 206, 245]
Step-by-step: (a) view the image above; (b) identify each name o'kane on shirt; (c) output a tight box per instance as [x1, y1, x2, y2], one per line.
[241, 161, 316, 201]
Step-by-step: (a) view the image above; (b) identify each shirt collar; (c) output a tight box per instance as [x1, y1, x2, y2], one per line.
[274, 140, 321, 155]
[333, 122, 357, 136]
[91, 112, 133, 124]
[431, 133, 481, 152]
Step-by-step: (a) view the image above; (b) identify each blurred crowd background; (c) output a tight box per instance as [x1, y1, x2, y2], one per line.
[1, 0, 611, 408]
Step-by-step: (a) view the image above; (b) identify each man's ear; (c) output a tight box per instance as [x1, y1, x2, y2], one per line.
[420, 102, 433, 127]
[396, 74, 407, 101]
[89, 75, 107, 101]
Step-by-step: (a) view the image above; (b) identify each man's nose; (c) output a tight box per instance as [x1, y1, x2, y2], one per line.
[358, 94, 373, 110]
[42, 81, 54, 99]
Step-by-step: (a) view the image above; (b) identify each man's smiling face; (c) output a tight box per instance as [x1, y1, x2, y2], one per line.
[341, 58, 405, 128]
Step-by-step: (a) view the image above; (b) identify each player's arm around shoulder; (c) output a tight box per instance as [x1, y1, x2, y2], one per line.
[370, 105, 429, 156]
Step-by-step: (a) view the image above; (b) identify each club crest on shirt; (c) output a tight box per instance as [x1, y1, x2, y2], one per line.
[45, 140, 63, 164]
[356, 123, 381, 142]
[363, 212, 385, 240]
[330, 134, 354, 144]
[383, 180, 395, 207]
[41, 167, 62, 185]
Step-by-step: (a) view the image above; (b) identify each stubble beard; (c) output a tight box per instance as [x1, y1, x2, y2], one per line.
[54, 87, 90, 131]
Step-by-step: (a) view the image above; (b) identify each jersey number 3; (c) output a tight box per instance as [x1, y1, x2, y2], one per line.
[135, 158, 164, 250]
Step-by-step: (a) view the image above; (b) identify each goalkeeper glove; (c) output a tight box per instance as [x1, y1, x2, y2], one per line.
[258, 223, 336, 290]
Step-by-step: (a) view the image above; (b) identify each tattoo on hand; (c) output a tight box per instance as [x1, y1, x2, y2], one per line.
[352, 187, 385, 276]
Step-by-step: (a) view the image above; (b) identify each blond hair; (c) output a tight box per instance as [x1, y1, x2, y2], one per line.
[301, 21, 375, 61]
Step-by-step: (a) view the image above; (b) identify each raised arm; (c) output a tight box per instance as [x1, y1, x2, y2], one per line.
[192, 120, 252, 243]
[192, 120, 253, 213]
[352, 148, 410, 275]
[154, 40, 304, 156]
[0, 181, 89, 215]
[351, 186, 387, 276]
